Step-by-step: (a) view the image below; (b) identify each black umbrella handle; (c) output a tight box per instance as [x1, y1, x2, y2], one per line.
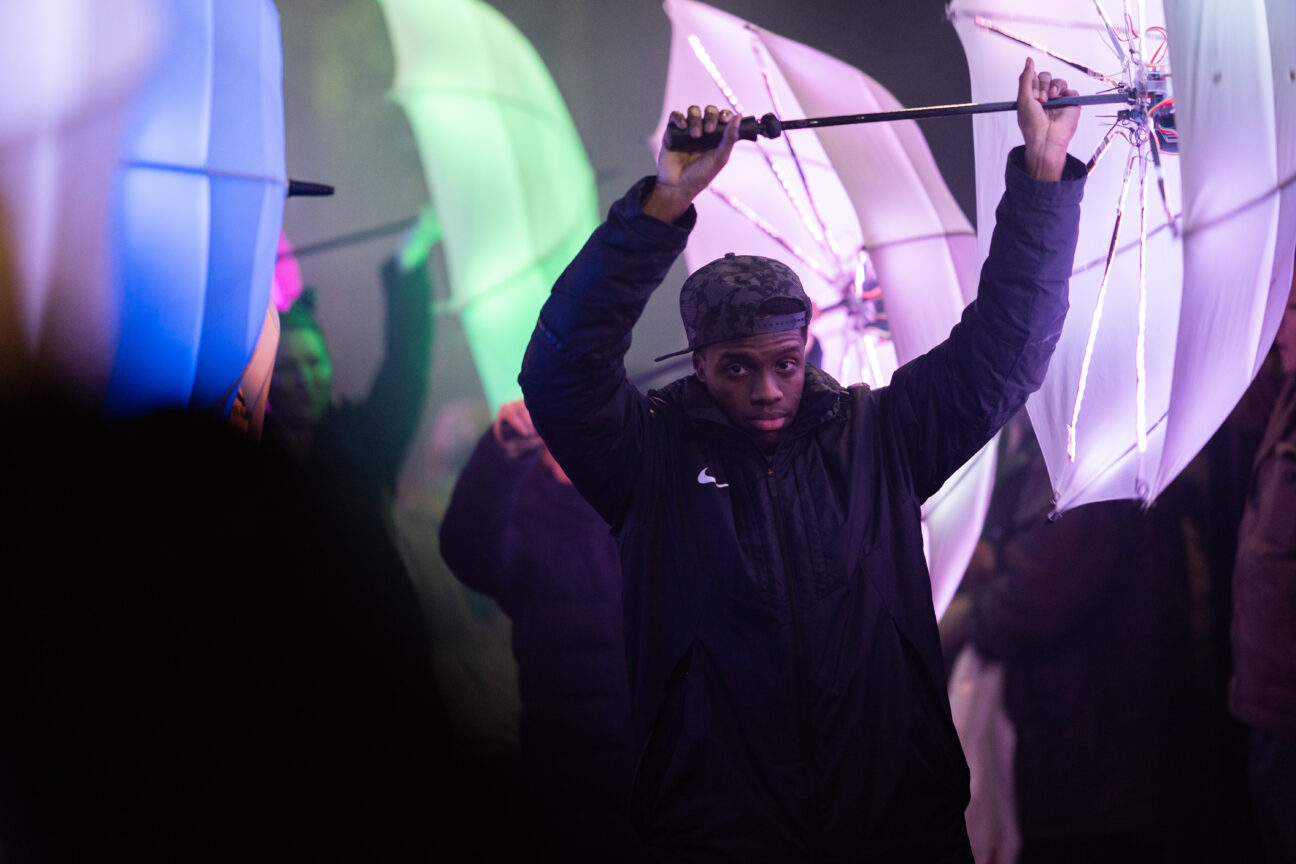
[664, 112, 783, 152]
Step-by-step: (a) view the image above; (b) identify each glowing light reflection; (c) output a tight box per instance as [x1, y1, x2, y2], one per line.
[750, 37, 843, 264]
[707, 186, 834, 282]
[687, 34, 743, 112]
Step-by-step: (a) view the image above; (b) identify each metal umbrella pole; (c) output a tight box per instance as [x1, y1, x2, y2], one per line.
[666, 92, 1133, 151]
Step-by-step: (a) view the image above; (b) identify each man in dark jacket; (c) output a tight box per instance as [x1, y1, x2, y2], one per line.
[519, 60, 1084, 862]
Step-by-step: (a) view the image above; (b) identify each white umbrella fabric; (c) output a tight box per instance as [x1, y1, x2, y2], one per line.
[951, 0, 1296, 512]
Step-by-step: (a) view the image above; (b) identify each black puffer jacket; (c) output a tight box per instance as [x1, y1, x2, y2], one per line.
[520, 147, 1084, 862]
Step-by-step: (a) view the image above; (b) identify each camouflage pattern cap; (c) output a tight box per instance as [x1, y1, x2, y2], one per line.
[653, 253, 811, 361]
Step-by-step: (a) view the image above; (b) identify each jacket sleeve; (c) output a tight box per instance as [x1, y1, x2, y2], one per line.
[518, 177, 694, 528]
[882, 145, 1086, 501]
[438, 430, 538, 599]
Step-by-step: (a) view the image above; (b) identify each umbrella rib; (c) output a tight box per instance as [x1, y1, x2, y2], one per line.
[439, 218, 589, 315]
[391, 87, 575, 126]
[1176, 171, 1296, 242]
[1135, 147, 1150, 479]
[851, 229, 977, 254]
[687, 27, 839, 275]
[686, 33, 746, 114]
[1053, 407, 1170, 515]
[1086, 121, 1123, 174]
[1074, 169, 1296, 276]
[706, 187, 838, 285]
[284, 216, 419, 260]
[948, 9, 1108, 31]
[965, 15, 1124, 87]
[1090, 0, 1129, 64]
[118, 159, 287, 186]
[1072, 217, 1176, 275]
[1068, 149, 1137, 462]
[748, 33, 843, 266]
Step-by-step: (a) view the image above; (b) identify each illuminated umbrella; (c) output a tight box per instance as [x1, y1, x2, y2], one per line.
[106, 0, 288, 417]
[0, 0, 162, 397]
[950, 0, 1296, 511]
[656, 0, 993, 615]
[379, 0, 599, 414]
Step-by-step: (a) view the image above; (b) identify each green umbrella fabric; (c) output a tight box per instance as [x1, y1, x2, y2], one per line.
[380, 0, 599, 413]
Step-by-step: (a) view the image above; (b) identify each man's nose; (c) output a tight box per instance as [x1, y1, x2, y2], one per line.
[751, 371, 782, 404]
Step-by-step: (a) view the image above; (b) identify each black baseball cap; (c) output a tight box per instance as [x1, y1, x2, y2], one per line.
[654, 253, 812, 361]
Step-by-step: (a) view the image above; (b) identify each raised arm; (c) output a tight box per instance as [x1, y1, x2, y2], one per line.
[882, 62, 1085, 500]
[361, 210, 440, 489]
[517, 106, 740, 527]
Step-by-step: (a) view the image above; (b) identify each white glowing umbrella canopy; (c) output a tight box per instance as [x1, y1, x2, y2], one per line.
[0, 0, 162, 395]
[657, 0, 993, 616]
[951, 0, 1296, 512]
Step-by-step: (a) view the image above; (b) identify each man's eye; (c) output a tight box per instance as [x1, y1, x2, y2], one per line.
[725, 365, 746, 376]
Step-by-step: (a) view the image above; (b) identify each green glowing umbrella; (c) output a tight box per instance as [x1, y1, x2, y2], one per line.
[379, 0, 599, 413]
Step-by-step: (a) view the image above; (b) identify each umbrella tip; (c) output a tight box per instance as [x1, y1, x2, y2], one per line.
[287, 179, 335, 198]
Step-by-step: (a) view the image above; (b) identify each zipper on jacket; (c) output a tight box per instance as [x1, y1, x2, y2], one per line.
[765, 459, 822, 853]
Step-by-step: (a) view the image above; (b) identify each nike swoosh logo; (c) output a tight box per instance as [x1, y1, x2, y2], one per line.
[697, 467, 729, 489]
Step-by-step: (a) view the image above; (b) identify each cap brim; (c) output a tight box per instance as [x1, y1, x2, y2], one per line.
[652, 346, 694, 362]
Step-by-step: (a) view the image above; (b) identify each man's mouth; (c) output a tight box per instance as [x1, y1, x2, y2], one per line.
[749, 415, 787, 432]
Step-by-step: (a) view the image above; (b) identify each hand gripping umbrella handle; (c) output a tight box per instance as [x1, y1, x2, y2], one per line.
[664, 112, 783, 152]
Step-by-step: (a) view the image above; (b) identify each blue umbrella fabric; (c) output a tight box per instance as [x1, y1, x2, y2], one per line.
[107, 0, 287, 417]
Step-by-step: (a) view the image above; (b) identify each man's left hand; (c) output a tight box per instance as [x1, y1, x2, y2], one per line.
[1017, 58, 1080, 181]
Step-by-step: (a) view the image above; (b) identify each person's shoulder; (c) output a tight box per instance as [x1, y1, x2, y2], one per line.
[803, 365, 855, 415]
[646, 374, 692, 410]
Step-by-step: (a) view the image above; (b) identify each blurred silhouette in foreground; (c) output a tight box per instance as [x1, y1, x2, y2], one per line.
[0, 404, 460, 861]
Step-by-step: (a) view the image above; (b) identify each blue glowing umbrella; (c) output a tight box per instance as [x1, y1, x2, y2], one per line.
[107, 0, 288, 416]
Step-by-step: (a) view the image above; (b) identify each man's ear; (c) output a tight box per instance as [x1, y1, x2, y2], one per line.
[692, 349, 707, 383]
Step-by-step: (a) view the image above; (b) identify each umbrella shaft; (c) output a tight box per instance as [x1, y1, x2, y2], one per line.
[780, 93, 1129, 131]
[664, 93, 1129, 152]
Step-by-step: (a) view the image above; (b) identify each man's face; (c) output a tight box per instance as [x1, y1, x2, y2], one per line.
[270, 328, 333, 425]
[693, 328, 806, 452]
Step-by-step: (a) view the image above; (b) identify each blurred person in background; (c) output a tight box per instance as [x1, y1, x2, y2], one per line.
[1229, 257, 1296, 864]
[439, 399, 638, 861]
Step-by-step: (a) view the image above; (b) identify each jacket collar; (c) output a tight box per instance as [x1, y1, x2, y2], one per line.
[649, 364, 849, 441]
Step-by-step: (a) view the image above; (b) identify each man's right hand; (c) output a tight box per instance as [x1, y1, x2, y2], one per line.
[493, 399, 544, 459]
[644, 104, 743, 224]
